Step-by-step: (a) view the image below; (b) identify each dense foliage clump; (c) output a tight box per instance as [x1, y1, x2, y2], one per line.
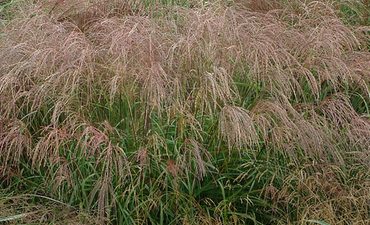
[1, 0, 370, 224]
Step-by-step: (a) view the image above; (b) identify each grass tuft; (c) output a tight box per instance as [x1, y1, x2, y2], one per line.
[1, 0, 370, 223]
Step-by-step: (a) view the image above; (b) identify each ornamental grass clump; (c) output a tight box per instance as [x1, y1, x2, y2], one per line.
[1, 0, 370, 224]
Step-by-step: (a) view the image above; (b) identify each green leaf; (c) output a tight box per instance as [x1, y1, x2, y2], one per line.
[307, 219, 331, 225]
[0, 212, 32, 222]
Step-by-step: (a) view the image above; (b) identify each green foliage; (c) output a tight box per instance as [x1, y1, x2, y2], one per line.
[307, 220, 331, 225]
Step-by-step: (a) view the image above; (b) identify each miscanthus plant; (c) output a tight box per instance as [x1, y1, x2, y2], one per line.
[1, 0, 370, 224]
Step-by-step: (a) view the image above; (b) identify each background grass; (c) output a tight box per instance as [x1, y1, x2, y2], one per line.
[1, 0, 370, 224]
